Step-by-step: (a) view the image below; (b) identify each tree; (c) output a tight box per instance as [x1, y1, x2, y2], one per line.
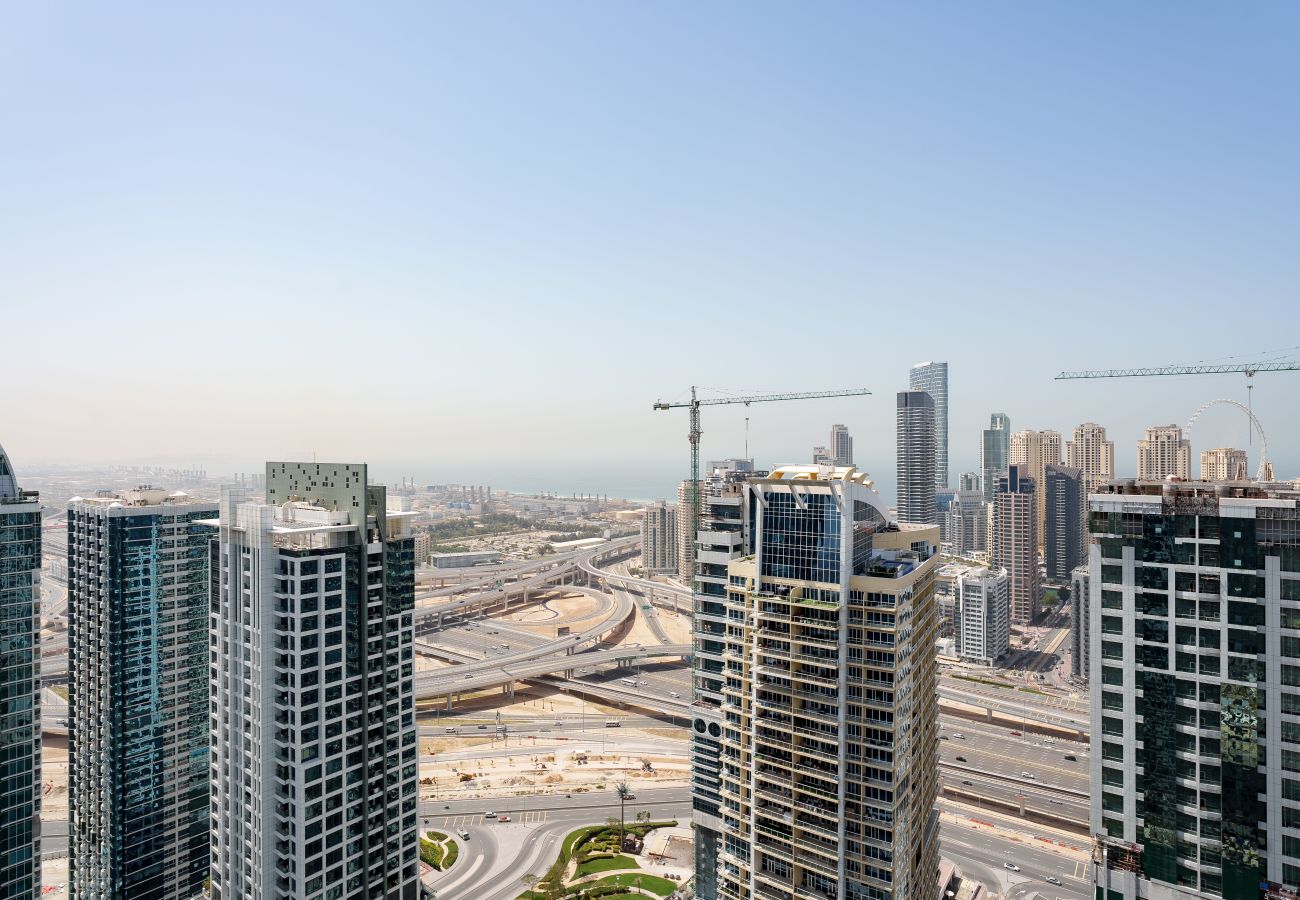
[520, 874, 540, 890]
[615, 780, 632, 851]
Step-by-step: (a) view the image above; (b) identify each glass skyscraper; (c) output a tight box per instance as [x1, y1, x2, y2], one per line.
[908, 361, 948, 489]
[981, 413, 1011, 503]
[67, 489, 217, 900]
[0, 446, 41, 900]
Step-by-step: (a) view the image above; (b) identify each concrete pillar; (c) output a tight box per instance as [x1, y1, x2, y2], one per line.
[446, 694, 453, 711]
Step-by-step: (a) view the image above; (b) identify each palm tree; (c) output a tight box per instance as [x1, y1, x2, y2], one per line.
[615, 780, 632, 852]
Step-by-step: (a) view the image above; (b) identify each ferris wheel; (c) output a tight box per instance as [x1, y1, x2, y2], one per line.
[1185, 399, 1270, 482]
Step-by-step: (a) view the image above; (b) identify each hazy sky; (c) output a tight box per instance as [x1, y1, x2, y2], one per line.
[4, 3, 1298, 499]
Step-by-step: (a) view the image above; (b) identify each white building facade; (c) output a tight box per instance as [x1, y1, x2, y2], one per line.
[955, 567, 1009, 665]
[1136, 424, 1192, 480]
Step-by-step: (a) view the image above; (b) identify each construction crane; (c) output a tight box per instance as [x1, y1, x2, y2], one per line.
[653, 385, 872, 576]
[1055, 357, 1300, 476]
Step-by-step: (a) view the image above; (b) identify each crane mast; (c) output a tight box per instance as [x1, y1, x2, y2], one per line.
[653, 385, 872, 589]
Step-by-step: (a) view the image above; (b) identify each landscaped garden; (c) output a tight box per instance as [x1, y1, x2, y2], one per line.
[517, 820, 680, 900]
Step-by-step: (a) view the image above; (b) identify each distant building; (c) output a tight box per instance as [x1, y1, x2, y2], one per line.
[1201, 446, 1248, 481]
[909, 361, 949, 488]
[981, 413, 1011, 502]
[641, 499, 678, 574]
[67, 488, 217, 900]
[706, 458, 754, 476]
[1009, 428, 1062, 548]
[1066, 422, 1115, 494]
[1136, 424, 1191, 480]
[992, 464, 1041, 625]
[945, 489, 988, 557]
[955, 566, 1009, 665]
[829, 423, 854, 466]
[431, 549, 502, 568]
[1069, 565, 1089, 681]
[1044, 464, 1085, 582]
[812, 445, 831, 465]
[959, 471, 981, 493]
[676, 480, 694, 583]
[0, 445, 41, 898]
[897, 390, 937, 524]
[413, 530, 432, 564]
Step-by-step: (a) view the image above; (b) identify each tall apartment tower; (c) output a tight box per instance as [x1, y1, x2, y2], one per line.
[676, 480, 695, 584]
[1066, 422, 1115, 494]
[640, 499, 678, 574]
[896, 390, 937, 524]
[908, 361, 949, 488]
[829, 424, 853, 467]
[1009, 429, 1062, 548]
[981, 413, 1011, 502]
[1201, 447, 1248, 481]
[1044, 464, 1085, 582]
[955, 567, 1009, 665]
[66, 489, 217, 900]
[0, 446, 41, 899]
[992, 465, 1041, 625]
[210, 463, 419, 900]
[1069, 565, 1089, 681]
[1088, 480, 1300, 899]
[944, 490, 988, 557]
[691, 465, 939, 900]
[1136, 424, 1192, 480]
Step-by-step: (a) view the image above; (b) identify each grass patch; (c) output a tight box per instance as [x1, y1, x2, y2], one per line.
[49, 685, 68, 700]
[419, 837, 443, 869]
[592, 872, 676, 896]
[576, 855, 639, 877]
[429, 830, 449, 842]
[1017, 686, 1046, 695]
[952, 673, 1016, 690]
[444, 838, 459, 869]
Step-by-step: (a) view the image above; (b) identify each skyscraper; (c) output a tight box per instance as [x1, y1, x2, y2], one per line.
[210, 463, 419, 900]
[1069, 565, 1089, 682]
[896, 390, 937, 524]
[980, 413, 1011, 502]
[955, 566, 1009, 665]
[829, 423, 853, 466]
[1066, 422, 1116, 494]
[1201, 447, 1248, 481]
[640, 499, 678, 574]
[1088, 479, 1300, 899]
[992, 465, 1041, 625]
[691, 465, 939, 900]
[0, 446, 41, 899]
[1136, 424, 1192, 480]
[67, 488, 217, 900]
[1009, 428, 1063, 548]
[945, 489, 988, 557]
[908, 361, 948, 488]
[676, 479, 694, 584]
[1044, 464, 1085, 582]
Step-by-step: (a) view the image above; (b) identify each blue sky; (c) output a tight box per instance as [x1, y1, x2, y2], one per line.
[3, 3, 1298, 499]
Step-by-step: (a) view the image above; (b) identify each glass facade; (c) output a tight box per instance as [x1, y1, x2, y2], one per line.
[0, 495, 40, 900]
[760, 491, 841, 584]
[68, 499, 216, 900]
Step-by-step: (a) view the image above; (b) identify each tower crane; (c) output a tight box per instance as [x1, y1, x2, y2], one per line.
[653, 385, 872, 577]
[1055, 357, 1300, 477]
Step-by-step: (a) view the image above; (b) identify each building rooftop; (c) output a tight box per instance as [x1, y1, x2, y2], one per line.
[1094, 478, 1300, 502]
[71, 487, 216, 509]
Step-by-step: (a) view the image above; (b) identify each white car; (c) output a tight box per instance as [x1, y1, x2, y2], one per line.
[1021, 771, 1035, 779]
[1003, 863, 1020, 872]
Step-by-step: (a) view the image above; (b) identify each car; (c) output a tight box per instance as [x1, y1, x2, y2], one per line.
[939, 735, 949, 740]
[553, 719, 562, 726]
[499, 815, 511, 822]
[960, 780, 973, 786]
[1004, 863, 1020, 872]
[484, 811, 497, 818]
[477, 724, 488, 730]
[1049, 799, 1064, 805]
[952, 733, 965, 740]
[1010, 730, 1022, 736]
[669, 691, 680, 698]
[623, 793, 637, 800]
[1064, 754, 1077, 761]
[1046, 876, 1062, 885]
[444, 727, 458, 734]
[456, 828, 470, 840]
[1021, 771, 1035, 779]
[955, 755, 967, 762]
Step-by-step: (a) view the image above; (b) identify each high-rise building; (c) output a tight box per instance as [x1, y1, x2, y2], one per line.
[959, 471, 981, 493]
[992, 465, 1041, 625]
[1088, 479, 1300, 899]
[1066, 422, 1116, 494]
[1009, 429, 1062, 548]
[210, 463, 419, 900]
[707, 459, 755, 476]
[691, 465, 939, 900]
[897, 390, 937, 525]
[955, 566, 1009, 665]
[981, 413, 1011, 502]
[1201, 447, 1248, 481]
[640, 499, 678, 574]
[1069, 565, 1089, 682]
[829, 424, 853, 467]
[1044, 464, 1085, 582]
[677, 480, 694, 584]
[67, 488, 217, 900]
[0, 446, 41, 899]
[945, 489, 988, 557]
[1136, 424, 1192, 480]
[909, 361, 949, 488]
[812, 446, 832, 466]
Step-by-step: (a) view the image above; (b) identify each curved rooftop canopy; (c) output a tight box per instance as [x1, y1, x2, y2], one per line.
[0, 444, 18, 499]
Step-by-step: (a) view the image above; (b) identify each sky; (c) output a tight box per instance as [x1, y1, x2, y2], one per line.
[3, 3, 1299, 501]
